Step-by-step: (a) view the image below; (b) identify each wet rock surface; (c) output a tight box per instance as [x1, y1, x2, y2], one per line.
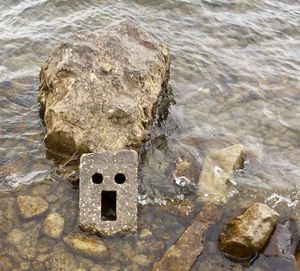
[153, 204, 221, 271]
[43, 213, 64, 239]
[218, 203, 279, 259]
[51, 249, 77, 271]
[63, 233, 109, 258]
[198, 144, 244, 202]
[38, 18, 170, 156]
[17, 195, 49, 219]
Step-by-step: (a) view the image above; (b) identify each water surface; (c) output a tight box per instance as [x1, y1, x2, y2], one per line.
[0, 0, 300, 270]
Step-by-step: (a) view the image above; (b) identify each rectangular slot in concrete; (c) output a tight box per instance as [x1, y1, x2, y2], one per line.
[101, 191, 117, 221]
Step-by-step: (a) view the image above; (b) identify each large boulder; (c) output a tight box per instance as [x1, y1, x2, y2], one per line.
[218, 203, 279, 259]
[38, 19, 170, 155]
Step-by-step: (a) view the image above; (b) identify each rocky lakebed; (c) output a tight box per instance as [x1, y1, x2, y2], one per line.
[1, 1, 300, 270]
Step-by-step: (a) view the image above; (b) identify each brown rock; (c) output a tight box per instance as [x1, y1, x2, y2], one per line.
[153, 204, 221, 271]
[17, 195, 49, 219]
[51, 249, 77, 271]
[43, 213, 65, 239]
[218, 203, 279, 259]
[198, 144, 244, 202]
[38, 19, 170, 156]
[63, 233, 108, 258]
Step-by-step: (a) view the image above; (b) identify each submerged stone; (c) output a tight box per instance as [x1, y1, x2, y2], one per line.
[51, 249, 77, 271]
[43, 212, 65, 239]
[218, 202, 279, 259]
[198, 144, 244, 202]
[153, 204, 221, 271]
[63, 233, 109, 258]
[17, 195, 49, 219]
[38, 18, 170, 156]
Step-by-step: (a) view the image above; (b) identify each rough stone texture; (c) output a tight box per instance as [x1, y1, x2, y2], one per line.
[51, 249, 77, 271]
[262, 222, 297, 270]
[79, 150, 138, 235]
[63, 233, 109, 258]
[17, 195, 49, 219]
[153, 204, 221, 271]
[218, 202, 279, 259]
[38, 18, 170, 156]
[43, 213, 64, 239]
[198, 144, 244, 202]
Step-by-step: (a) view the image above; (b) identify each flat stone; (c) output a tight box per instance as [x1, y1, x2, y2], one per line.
[43, 213, 64, 239]
[218, 202, 279, 259]
[153, 204, 221, 271]
[7, 228, 26, 245]
[79, 150, 138, 235]
[198, 144, 244, 202]
[51, 249, 77, 271]
[17, 195, 49, 219]
[0, 256, 14, 271]
[63, 233, 109, 258]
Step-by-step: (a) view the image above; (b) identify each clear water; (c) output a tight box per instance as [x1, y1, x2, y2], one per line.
[0, 0, 300, 270]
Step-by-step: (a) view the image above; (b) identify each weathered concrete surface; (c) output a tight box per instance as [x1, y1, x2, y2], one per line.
[79, 150, 138, 235]
[153, 204, 221, 271]
[43, 212, 64, 239]
[63, 233, 109, 258]
[218, 203, 279, 259]
[198, 144, 244, 202]
[17, 195, 49, 219]
[38, 18, 170, 156]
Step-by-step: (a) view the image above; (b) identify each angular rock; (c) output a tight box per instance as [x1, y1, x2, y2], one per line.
[38, 19, 170, 156]
[63, 233, 109, 258]
[43, 213, 65, 239]
[198, 144, 244, 202]
[218, 202, 279, 259]
[153, 204, 221, 271]
[17, 195, 49, 219]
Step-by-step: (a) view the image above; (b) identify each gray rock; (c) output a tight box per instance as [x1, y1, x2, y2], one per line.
[218, 203, 279, 259]
[17, 195, 49, 219]
[38, 18, 170, 156]
[79, 150, 138, 235]
[43, 213, 65, 239]
[63, 233, 109, 258]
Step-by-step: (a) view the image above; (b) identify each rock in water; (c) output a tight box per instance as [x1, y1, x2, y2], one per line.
[218, 203, 279, 259]
[198, 144, 244, 202]
[153, 204, 221, 271]
[63, 233, 109, 258]
[38, 19, 170, 155]
[43, 212, 65, 239]
[17, 195, 49, 219]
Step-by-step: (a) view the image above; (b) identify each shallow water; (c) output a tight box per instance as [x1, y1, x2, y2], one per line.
[0, 0, 300, 270]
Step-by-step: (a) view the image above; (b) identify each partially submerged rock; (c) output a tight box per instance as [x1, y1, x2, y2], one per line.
[38, 19, 170, 156]
[63, 233, 109, 258]
[43, 212, 65, 239]
[198, 144, 244, 202]
[218, 202, 279, 259]
[153, 204, 221, 271]
[17, 195, 49, 219]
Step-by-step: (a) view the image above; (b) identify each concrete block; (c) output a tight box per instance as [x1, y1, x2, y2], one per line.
[79, 150, 138, 235]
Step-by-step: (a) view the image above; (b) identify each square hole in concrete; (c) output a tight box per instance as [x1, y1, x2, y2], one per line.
[101, 191, 117, 221]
